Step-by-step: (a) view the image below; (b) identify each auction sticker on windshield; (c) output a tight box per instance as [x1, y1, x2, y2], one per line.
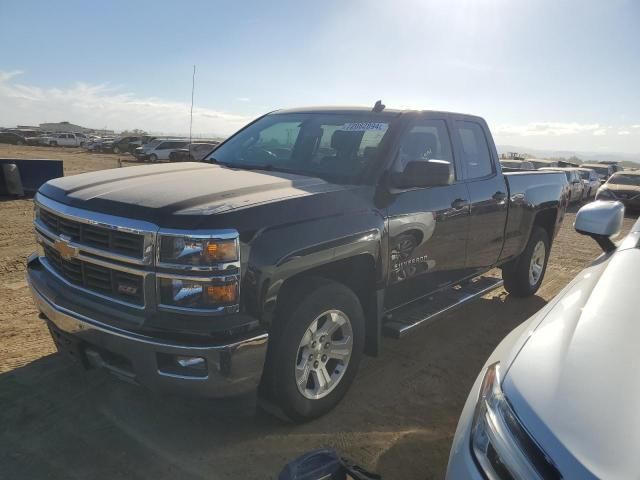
[340, 122, 388, 132]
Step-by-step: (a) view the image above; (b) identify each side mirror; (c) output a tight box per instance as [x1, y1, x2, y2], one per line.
[575, 200, 624, 252]
[391, 160, 453, 189]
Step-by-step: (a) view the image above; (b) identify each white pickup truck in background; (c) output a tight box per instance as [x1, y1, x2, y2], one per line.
[39, 133, 87, 147]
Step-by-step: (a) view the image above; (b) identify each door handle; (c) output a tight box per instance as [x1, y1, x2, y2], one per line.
[492, 191, 507, 202]
[451, 198, 469, 210]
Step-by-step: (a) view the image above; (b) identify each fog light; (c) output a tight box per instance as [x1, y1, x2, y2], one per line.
[157, 353, 208, 378]
[176, 356, 206, 369]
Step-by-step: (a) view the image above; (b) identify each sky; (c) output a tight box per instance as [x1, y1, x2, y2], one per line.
[1, 0, 639, 156]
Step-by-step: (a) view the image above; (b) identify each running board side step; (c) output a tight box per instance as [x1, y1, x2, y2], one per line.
[382, 276, 504, 339]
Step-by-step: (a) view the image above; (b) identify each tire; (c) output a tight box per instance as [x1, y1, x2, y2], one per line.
[262, 278, 365, 422]
[113, 146, 120, 154]
[16, 140, 24, 146]
[502, 226, 550, 297]
[149, 154, 158, 163]
[49, 141, 58, 147]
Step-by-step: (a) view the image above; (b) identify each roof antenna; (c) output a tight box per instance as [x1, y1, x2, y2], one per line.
[372, 100, 385, 112]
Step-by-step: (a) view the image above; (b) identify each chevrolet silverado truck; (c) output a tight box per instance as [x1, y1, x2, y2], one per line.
[27, 106, 569, 421]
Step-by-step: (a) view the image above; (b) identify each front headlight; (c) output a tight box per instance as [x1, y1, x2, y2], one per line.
[471, 363, 561, 480]
[159, 234, 238, 266]
[158, 277, 238, 309]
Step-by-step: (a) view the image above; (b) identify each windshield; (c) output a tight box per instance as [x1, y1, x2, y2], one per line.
[608, 174, 640, 186]
[500, 161, 520, 168]
[530, 160, 556, 169]
[205, 112, 395, 183]
[583, 165, 609, 176]
[144, 139, 164, 149]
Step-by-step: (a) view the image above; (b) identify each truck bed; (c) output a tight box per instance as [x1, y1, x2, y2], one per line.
[501, 170, 569, 261]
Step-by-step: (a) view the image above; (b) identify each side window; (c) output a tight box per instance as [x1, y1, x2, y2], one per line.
[455, 121, 494, 179]
[393, 119, 453, 174]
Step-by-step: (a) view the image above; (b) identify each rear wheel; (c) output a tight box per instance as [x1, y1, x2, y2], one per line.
[262, 279, 365, 422]
[49, 141, 57, 147]
[113, 146, 121, 154]
[502, 226, 549, 297]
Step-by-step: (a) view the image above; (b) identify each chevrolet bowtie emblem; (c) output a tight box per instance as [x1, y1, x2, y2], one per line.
[54, 236, 79, 260]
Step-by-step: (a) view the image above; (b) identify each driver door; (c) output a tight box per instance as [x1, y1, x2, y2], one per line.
[385, 116, 470, 310]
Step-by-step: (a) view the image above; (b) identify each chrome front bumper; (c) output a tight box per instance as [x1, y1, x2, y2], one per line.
[27, 257, 268, 398]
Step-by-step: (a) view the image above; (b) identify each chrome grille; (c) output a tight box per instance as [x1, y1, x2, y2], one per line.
[40, 208, 144, 259]
[43, 244, 144, 305]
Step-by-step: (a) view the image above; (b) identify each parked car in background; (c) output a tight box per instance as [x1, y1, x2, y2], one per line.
[109, 136, 149, 154]
[596, 170, 640, 210]
[499, 159, 534, 171]
[599, 160, 624, 173]
[581, 162, 614, 182]
[136, 139, 188, 162]
[576, 167, 600, 199]
[557, 160, 580, 168]
[39, 133, 85, 147]
[0, 131, 27, 145]
[447, 200, 639, 480]
[169, 142, 219, 161]
[540, 167, 584, 202]
[528, 158, 559, 169]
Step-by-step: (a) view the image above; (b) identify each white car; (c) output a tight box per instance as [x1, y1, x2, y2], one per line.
[40, 133, 85, 147]
[135, 139, 189, 162]
[576, 167, 601, 199]
[447, 200, 638, 479]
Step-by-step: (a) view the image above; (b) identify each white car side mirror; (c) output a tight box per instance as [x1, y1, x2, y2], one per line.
[575, 200, 625, 252]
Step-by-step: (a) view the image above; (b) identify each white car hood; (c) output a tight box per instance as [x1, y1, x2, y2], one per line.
[503, 242, 640, 478]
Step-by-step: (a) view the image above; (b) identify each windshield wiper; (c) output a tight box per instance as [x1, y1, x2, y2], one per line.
[207, 160, 324, 180]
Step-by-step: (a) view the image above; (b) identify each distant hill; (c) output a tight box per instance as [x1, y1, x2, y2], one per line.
[497, 145, 640, 169]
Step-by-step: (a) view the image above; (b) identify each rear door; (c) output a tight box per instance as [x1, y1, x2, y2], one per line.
[451, 119, 508, 272]
[385, 115, 470, 309]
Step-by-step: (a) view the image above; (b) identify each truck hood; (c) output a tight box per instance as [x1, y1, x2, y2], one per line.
[39, 162, 360, 229]
[603, 183, 640, 198]
[503, 240, 640, 478]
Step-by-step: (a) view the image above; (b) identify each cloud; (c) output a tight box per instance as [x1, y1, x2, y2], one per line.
[632, 125, 640, 129]
[0, 70, 24, 82]
[493, 122, 602, 137]
[0, 70, 252, 136]
[593, 129, 607, 136]
[236, 97, 250, 102]
[618, 130, 631, 135]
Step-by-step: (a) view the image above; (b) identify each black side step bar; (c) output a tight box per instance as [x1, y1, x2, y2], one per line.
[382, 276, 504, 339]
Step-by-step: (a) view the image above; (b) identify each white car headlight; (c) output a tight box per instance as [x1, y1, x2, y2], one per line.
[471, 363, 561, 480]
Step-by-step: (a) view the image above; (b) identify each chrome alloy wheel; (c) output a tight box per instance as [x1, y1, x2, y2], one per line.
[529, 240, 546, 286]
[295, 310, 353, 400]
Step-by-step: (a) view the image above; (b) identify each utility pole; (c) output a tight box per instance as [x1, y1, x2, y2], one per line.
[189, 64, 196, 159]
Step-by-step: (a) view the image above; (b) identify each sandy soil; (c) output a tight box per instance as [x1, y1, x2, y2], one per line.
[0, 144, 636, 479]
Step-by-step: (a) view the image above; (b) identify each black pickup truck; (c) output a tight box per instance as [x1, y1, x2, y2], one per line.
[27, 106, 569, 421]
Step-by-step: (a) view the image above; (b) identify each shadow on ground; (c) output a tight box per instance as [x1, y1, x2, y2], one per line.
[0, 293, 546, 480]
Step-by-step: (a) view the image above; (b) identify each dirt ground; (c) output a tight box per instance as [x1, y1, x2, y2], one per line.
[0, 145, 637, 480]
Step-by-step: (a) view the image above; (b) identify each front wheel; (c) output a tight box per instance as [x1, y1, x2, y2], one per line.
[502, 226, 550, 297]
[149, 154, 158, 163]
[262, 279, 365, 422]
[113, 146, 120, 154]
